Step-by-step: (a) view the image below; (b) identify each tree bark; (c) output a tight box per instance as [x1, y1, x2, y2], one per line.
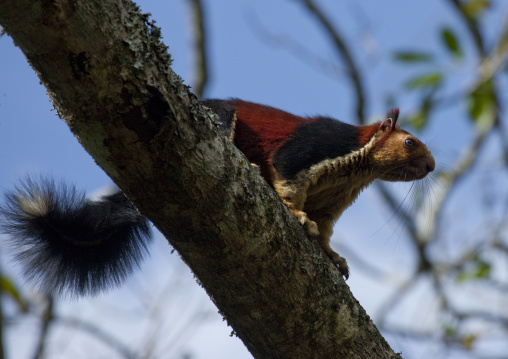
[0, 0, 399, 357]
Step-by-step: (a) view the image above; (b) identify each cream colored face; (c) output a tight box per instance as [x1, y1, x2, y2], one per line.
[373, 128, 435, 182]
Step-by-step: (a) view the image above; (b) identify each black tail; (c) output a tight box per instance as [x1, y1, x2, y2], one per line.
[0, 177, 153, 297]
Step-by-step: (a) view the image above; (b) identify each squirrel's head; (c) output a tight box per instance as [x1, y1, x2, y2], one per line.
[364, 109, 435, 182]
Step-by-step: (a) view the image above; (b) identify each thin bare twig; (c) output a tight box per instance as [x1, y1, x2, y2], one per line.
[337, 241, 390, 280]
[447, 0, 486, 56]
[428, 118, 496, 242]
[56, 315, 136, 359]
[246, 13, 346, 80]
[427, 0, 504, 245]
[32, 297, 53, 359]
[299, 0, 366, 124]
[188, 0, 209, 98]
[375, 274, 420, 327]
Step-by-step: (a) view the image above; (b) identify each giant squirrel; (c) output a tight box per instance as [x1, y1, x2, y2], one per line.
[0, 99, 435, 296]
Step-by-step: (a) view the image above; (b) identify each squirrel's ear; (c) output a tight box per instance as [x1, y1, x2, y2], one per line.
[379, 108, 399, 132]
[379, 118, 394, 132]
[386, 108, 399, 122]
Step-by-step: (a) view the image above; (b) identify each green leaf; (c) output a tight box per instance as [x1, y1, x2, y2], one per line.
[405, 72, 442, 90]
[468, 80, 495, 123]
[0, 276, 27, 312]
[462, 334, 477, 350]
[456, 272, 469, 283]
[456, 256, 491, 283]
[407, 94, 434, 131]
[461, 0, 490, 19]
[441, 28, 462, 59]
[443, 323, 457, 337]
[393, 52, 433, 63]
[407, 111, 426, 130]
[474, 260, 491, 278]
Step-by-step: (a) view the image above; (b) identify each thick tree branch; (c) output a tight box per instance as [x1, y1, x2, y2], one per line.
[0, 0, 397, 357]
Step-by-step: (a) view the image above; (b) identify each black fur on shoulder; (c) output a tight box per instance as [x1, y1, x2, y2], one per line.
[0, 177, 153, 297]
[272, 117, 360, 179]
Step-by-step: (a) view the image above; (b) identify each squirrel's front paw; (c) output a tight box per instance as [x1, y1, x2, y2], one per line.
[291, 210, 320, 239]
[301, 218, 319, 239]
[330, 253, 349, 280]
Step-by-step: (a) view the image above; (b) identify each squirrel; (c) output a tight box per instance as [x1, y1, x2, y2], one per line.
[0, 99, 435, 296]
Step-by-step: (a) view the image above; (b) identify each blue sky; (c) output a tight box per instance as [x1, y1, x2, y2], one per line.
[1, 1, 507, 358]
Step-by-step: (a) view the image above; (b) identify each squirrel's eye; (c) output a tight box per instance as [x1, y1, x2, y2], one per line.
[404, 138, 415, 148]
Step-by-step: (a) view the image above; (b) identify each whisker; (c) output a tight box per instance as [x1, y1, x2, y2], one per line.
[371, 181, 416, 242]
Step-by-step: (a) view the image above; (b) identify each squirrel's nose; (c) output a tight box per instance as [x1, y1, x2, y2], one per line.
[426, 156, 435, 173]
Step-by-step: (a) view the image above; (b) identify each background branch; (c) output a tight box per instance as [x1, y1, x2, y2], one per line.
[56, 316, 136, 359]
[299, 0, 366, 124]
[188, 0, 209, 98]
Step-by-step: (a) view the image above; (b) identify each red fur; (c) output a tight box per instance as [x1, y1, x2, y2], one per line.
[356, 124, 381, 147]
[228, 99, 317, 180]
[226, 101, 403, 182]
[356, 108, 400, 147]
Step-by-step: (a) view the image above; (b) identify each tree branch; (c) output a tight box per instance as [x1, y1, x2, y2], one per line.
[32, 297, 53, 359]
[0, 0, 396, 357]
[188, 0, 209, 98]
[299, 0, 367, 124]
[56, 316, 136, 359]
[447, 0, 485, 56]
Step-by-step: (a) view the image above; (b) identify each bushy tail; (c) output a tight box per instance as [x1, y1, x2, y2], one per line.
[0, 177, 153, 297]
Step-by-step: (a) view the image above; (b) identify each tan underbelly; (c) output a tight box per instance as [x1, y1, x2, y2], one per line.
[303, 178, 370, 219]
